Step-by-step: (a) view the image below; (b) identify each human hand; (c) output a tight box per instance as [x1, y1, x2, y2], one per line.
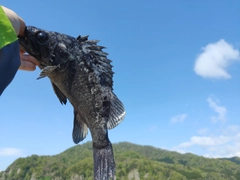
[19, 51, 40, 71]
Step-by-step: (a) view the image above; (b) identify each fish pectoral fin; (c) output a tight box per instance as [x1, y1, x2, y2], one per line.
[37, 65, 60, 79]
[72, 111, 88, 144]
[107, 93, 126, 129]
[51, 82, 67, 105]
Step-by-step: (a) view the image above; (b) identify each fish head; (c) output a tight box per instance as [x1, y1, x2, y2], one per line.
[19, 26, 73, 67]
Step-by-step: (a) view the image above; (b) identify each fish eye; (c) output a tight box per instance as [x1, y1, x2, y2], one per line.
[35, 31, 48, 43]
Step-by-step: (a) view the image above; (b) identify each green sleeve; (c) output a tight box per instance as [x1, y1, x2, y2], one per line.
[0, 6, 18, 49]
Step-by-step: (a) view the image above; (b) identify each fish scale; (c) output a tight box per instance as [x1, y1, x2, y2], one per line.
[19, 26, 125, 180]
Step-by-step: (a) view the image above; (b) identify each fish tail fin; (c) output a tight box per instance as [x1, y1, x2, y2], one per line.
[93, 143, 116, 180]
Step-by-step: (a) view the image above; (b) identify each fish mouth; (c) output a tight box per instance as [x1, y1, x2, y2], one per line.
[18, 27, 40, 56]
[18, 35, 28, 52]
[18, 27, 29, 50]
[18, 29, 45, 69]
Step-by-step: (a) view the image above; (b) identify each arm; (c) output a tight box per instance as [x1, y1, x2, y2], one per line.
[1, 6, 25, 37]
[1, 6, 39, 70]
[0, 6, 39, 95]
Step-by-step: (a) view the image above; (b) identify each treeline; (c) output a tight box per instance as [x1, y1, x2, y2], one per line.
[0, 142, 240, 180]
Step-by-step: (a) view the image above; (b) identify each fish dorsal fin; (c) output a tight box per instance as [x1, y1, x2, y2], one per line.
[76, 35, 114, 89]
[51, 82, 67, 105]
[107, 93, 126, 129]
[76, 35, 89, 43]
[72, 111, 88, 144]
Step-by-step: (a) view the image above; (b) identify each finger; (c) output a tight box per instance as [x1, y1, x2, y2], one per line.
[20, 54, 40, 66]
[19, 60, 36, 71]
[20, 49, 25, 54]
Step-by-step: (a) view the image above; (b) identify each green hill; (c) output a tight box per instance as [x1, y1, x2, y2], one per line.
[0, 142, 240, 180]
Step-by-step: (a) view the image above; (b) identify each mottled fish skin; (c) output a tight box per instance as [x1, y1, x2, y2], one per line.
[19, 26, 125, 180]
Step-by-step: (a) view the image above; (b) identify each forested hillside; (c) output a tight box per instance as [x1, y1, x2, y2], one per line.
[0, 142, 240, 180]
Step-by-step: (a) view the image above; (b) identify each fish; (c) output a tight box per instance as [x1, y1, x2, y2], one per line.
[19, 26, 125, 180]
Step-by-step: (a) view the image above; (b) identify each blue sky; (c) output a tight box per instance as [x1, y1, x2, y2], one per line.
[1, 0, 240, 171]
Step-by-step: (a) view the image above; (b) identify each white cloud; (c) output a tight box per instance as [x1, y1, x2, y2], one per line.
[194, 39, 240, 79]
[0, 148, 23, 157]
[224, 125, 240, 134]
[179, 135, 230, 148]
[207, 97, 226, 123]
[174, 125, 240, 158]
[170, 114, 187, 124]
[197, 128, 209, 135]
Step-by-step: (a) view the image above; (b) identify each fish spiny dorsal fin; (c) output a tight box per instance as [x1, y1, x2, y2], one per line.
[88, 45, 105, 51]
[76, 35, 89, 43]
[79, 36, 114, 90]
[107, 93, 126, 129]
[91, 50, 109, 57]
[86, 40, 99, 46]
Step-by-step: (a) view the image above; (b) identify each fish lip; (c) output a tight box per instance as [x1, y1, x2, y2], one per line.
[18, 27, 30, 51]
[18, 36, 28, 52]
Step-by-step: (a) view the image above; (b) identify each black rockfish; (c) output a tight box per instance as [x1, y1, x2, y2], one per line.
[19, 26, 125, 180]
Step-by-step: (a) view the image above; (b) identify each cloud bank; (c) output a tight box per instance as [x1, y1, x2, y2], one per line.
[194, 39, 240, 79]
[173, 97, 240, 158]
[175, 126, 240, 158]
